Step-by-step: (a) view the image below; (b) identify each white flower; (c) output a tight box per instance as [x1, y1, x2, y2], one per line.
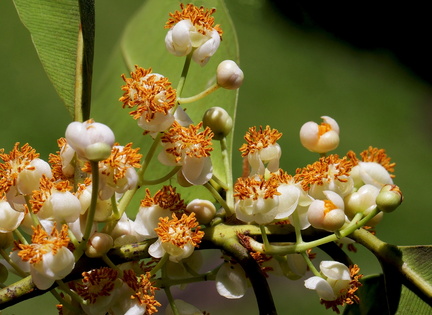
[148, 213, 204, 263]
[65, 119, 115, 161]
[32, 176, 81, 223]
[234, 172, 302, 225]
[348, 147, 395, 189]
[308, 191, 346, 231]
[186, 198, 216, 225]
[239, 126, 282, 176]
[120, 67, 177, 135]
[158, 122, 213, 185]
[134, 186, 185, 239]
[16, 225, 75, 290]
[300, 116, 339, 154]
[164, 4, 223, 66]
[304, 261, 362, 312]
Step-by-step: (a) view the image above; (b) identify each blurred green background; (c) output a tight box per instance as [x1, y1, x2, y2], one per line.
[1, 0, 431, 314]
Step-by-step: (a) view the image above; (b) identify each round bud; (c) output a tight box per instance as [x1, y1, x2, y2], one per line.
[216, 60, 244, 90]
[202, 107, 233, 140]
[186, 199, 216, 224]
[85, 232, 114, 258]
[376, 184, 403, 213]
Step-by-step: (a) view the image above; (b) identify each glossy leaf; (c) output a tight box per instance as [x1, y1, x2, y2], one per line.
[92, 0, 239, 204]
[13, 0, 78, 118]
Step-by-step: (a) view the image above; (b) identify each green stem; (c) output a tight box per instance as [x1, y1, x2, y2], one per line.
[140, 166, 181, 185]
[76, 160, 99, 257]
[0, 249, 27, 278]
[250, 207, 381, 255]
[204, 182, 232, 215]
[177, 82, 220, 104]
[149, 253, 169, 277]
[301, 251, 320, 277]
[220, 137, 234, 211]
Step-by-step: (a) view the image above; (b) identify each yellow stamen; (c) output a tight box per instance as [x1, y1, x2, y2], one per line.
[239, 126, 282, 157]
[120, 66, 176, 122]
[294, 154, 353, 191]
[155, 212, 204, 248]
[140, 186, 186, 212]
[161, 122, 213, 162]
[18, 224, 70, 264]
[234, 175, 281, 200]
[74, 267, 118, 304]
[0, 143, 40, 195]
[165, 3, 223, 38]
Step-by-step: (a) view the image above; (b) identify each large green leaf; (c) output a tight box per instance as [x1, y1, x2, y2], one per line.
[397, 245, 432, 307]
[13, 0, 94, 120]
[92, 0, 239, 204]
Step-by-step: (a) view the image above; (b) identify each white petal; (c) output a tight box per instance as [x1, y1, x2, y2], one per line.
[320, 261, 350, 281]
[182, 156, 212, 185]
[216, 263, 247, 299]
[304, 276, 337, 301]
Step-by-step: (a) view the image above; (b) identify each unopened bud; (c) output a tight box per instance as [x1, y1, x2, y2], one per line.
[203, 107, 233, 140]
[186, 199, 216, 224]
[376, 184, 403, 213]
[65, 119, 115, 161]
[217, 60, 244, 90]
[85, 232, 113, 258]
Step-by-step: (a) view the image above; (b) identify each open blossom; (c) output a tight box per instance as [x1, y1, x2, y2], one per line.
[165, 4, 223, 66]
[15, 224, 75, 290]
[149, 212, 204, 263]
[295, 154, 354, 200]
[30, 175, 81, 223]
[304, 261, 362, 314]
[347, 147, 395, 189]
[134, 186, 186, 239]
[82, 143, 141, 200]
[120, 66, 177, 135]
[0, 143, 52, 199]
[239, 126, 282, 176]
[234, 171, 301, 225]
[300, 116, 340, 154]
[65, 119, 115, 161]
[159, 122, 213, 185]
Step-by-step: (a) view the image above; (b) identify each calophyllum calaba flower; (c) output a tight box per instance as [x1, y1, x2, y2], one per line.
[164, 3, 223, 66]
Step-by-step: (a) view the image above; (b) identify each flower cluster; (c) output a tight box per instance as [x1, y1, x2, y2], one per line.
[0, 2, 408, 315]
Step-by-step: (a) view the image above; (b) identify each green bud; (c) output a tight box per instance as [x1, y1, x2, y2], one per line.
[202, 107, 233, 140]
[376, 184, 403, 213]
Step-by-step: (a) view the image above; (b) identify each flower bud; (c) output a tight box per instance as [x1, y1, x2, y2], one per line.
[300, 116, 339, 154]
[217, 60, 244, 89]
[65, 119, 115, 161]
[202, 107, 233, 140]
[85, 232, 113, 258]
[376, 184, 403, 213]
[308, 191, 346, 231]
[186, 199, 216, 224]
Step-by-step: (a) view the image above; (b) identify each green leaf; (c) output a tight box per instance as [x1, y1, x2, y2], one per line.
[397, 245, 432, 307]
[396, 285, 432, 314]
[92, 0, 239, 204]
[13, 0, 94, 120]
[343, 274, 396, 315]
